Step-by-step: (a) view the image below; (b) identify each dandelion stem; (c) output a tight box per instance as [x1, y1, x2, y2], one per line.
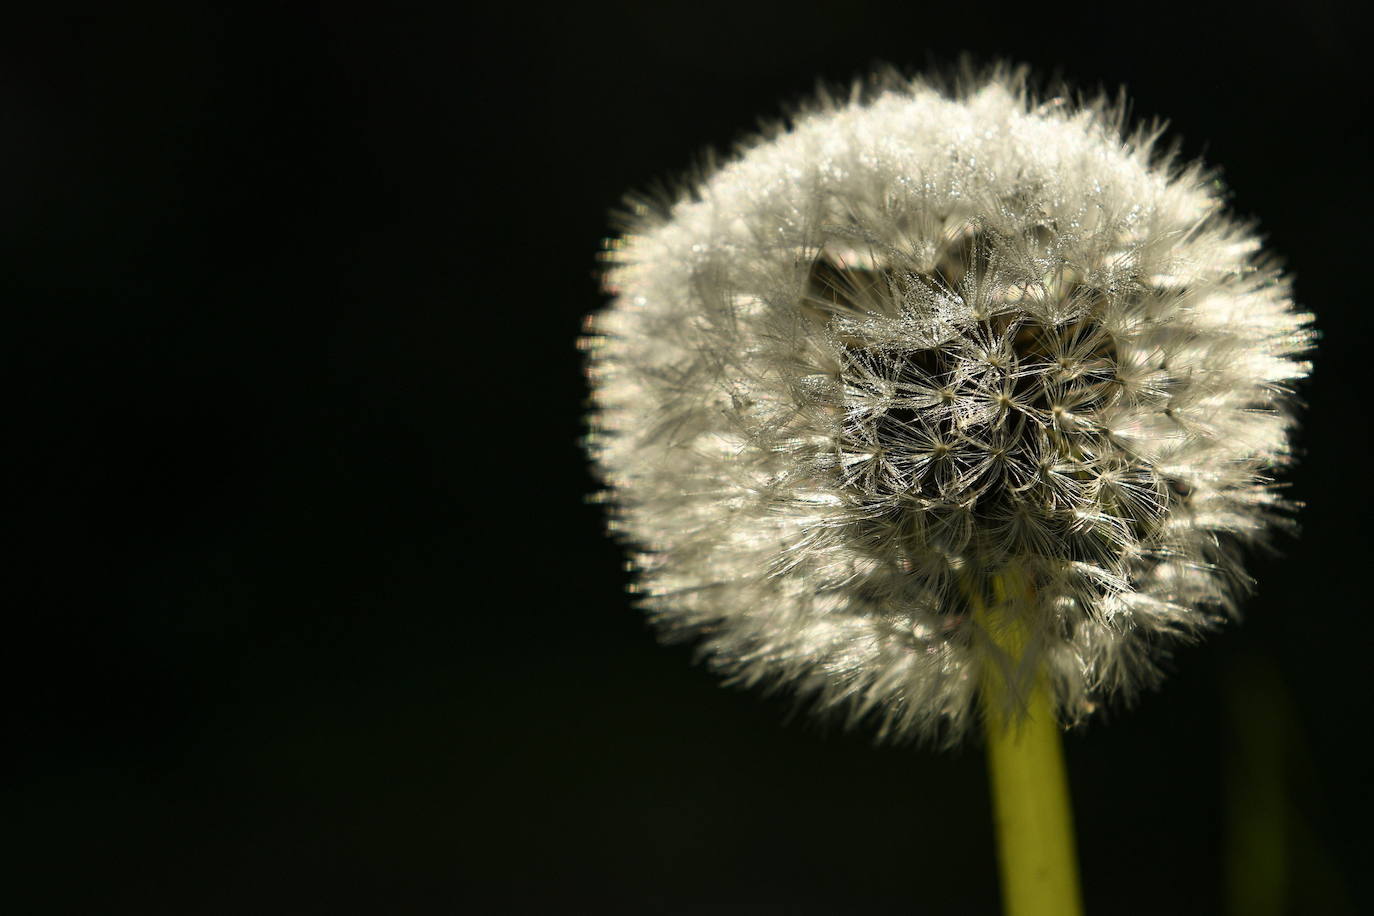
[974, 572, 1083, 916]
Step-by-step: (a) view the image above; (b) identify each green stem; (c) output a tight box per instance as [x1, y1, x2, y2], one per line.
[973, 572, 1084, 916]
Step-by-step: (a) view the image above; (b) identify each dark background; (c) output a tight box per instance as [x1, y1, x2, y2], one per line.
[3, 3, 1368, 913]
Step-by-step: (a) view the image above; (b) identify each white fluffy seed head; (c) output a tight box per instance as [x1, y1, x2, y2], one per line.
[581, 67, 1314, 745]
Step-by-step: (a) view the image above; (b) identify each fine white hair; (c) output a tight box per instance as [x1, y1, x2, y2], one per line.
[582, 66, 1314, 745]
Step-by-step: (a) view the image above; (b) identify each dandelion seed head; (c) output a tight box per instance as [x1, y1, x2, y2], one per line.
[582, 67, 1314, 744]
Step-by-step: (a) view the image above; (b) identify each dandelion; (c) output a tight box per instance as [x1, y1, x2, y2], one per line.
[581, 65, 1312, 914]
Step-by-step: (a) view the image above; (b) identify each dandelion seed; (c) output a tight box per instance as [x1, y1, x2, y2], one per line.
[582, 66, 1313, 746]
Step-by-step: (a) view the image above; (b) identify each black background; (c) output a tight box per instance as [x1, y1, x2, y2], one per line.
[3, 3, 1369, 913]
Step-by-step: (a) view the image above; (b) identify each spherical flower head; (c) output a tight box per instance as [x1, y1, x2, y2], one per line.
[582, 68, 1314, 745]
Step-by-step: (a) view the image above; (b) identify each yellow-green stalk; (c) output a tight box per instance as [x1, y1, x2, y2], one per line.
[974, 571, 1083, 916]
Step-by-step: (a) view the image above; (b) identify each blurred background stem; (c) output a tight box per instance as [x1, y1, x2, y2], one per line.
[1224, 654, 1287, 916]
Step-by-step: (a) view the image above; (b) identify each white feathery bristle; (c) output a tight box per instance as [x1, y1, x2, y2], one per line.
[582, 67, 1314, 745]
